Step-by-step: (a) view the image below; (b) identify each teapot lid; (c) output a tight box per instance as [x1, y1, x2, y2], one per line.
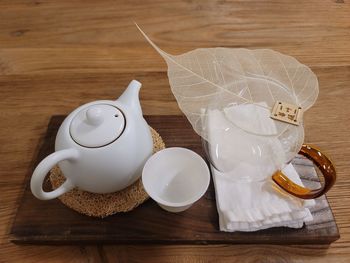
[69, 104, 125, 148]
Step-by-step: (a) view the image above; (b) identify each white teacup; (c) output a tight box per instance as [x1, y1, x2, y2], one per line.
[142, 147, 210, 212]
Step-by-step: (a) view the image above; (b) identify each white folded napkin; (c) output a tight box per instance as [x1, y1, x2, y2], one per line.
[212, 163, 315, 231]
[206, 103, 315, 232]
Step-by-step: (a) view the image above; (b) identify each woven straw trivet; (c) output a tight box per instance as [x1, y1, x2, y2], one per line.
[49, 127, 165, 218]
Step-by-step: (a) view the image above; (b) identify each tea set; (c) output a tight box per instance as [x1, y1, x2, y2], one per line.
[30, 79, 336, 214]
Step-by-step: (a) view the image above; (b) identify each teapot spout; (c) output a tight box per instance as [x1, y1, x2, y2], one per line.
[117, 80, 143, 116]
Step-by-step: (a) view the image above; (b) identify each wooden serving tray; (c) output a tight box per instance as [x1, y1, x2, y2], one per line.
[10, 115, 339, 244]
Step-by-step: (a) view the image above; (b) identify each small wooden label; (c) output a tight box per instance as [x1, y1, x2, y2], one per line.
[270, 101, 303, 125]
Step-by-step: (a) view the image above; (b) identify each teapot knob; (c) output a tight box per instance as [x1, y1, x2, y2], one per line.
[86, 106, 104, 126]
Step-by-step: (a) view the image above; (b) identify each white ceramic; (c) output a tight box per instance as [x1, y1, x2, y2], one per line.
[30, 80, 153, 200]
[142, 147, 210, 212]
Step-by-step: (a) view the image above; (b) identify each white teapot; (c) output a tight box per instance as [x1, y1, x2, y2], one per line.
[31, 80, 153, 200]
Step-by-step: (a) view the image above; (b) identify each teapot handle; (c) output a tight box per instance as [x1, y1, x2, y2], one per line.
[30, 149, 79, 200]
[272, 144, 336, 199]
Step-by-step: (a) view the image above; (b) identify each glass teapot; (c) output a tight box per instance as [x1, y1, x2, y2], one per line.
[202, 101, 336, 199]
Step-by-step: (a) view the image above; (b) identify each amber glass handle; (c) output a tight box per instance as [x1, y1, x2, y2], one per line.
[272, 144, 336, 199]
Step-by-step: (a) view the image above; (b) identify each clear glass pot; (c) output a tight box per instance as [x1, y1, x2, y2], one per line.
[202, 103, 336, 199]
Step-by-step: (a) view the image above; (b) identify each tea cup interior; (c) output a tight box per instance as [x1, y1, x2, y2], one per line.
[142, 147, 210, 208]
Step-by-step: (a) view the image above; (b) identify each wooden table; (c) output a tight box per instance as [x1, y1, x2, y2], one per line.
[1, 0, 349, 262]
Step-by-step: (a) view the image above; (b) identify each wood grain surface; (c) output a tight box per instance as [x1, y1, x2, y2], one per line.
[0, 0, 349, 262]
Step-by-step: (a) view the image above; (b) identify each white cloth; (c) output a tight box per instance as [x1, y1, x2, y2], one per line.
[212, 164, 315, 232]
[207, 103, 315, 232]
